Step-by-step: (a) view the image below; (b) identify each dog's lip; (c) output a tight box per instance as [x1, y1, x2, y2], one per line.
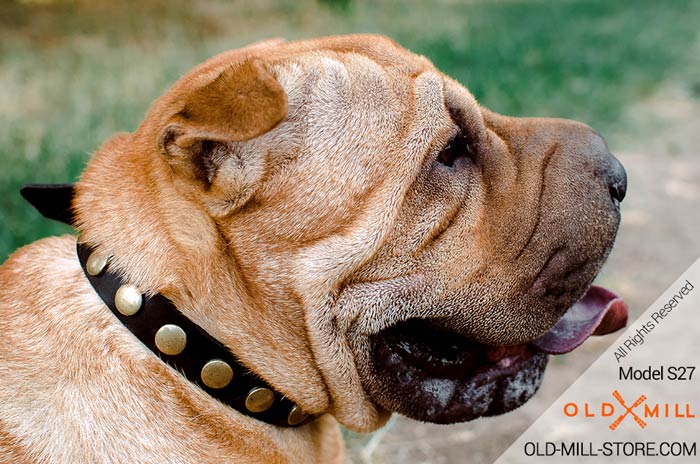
[366, 285, 628, 423]
[369, 321, 548, 423]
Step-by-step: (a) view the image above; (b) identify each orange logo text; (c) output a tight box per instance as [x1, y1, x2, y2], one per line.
[563, 390, 696, 430]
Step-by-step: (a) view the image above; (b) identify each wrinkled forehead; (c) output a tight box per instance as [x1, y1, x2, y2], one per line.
[263, 36, 479, 130]
[263, 37, 440, 112]
[258, 36, 454, 144]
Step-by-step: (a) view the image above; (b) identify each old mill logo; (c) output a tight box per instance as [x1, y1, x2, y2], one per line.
[563, 390, 696, 430]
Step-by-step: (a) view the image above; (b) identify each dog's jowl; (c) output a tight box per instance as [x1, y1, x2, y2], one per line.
[0, 35, 628, 463]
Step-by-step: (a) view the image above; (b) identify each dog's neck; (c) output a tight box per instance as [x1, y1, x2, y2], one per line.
[54, 132, 330, 420]
[74, 134, 235, 334]
[71, 239, 312, 426]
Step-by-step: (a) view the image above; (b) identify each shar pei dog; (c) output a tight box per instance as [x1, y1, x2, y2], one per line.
[0, 35, 628, 463]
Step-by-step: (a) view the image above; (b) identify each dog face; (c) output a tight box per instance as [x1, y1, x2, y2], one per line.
[79, 34, 625, 432]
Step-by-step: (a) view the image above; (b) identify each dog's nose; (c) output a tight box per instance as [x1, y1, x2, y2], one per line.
[606, 153, 627, 204]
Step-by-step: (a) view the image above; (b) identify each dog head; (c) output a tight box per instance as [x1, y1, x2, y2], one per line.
[76, 34, 627, 432]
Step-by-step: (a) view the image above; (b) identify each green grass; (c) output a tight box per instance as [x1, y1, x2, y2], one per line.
[1, 0, 699, 261]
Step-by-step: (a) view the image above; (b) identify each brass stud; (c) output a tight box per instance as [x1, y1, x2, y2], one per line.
[154, 324, 187, 355]
[114, 284, 143, 316]
[200, 359, 234, 389]
[245, 387, 275, 413]
[86, 250, 111, 276]
[287, 404, 310, 426]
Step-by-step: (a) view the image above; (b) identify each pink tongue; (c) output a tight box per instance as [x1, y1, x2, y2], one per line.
[532, 285, 628, 355]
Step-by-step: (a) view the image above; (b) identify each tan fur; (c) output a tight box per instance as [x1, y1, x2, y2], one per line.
[0, 34, 623, 462]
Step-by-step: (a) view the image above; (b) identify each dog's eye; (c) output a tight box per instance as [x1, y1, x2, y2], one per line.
[437, 134, 474, 167]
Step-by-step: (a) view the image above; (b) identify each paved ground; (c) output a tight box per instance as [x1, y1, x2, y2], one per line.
[344, 80, 700, 463]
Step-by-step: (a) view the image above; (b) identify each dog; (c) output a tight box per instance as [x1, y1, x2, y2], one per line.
[0, 34, 628, 463]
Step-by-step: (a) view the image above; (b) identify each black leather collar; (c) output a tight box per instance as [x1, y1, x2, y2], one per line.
[21, 184, 315, 428]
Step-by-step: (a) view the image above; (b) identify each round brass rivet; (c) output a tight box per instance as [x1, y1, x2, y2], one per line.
[114, 284, 142, 316]
[287, 404, 309, 426]
[86, 250, 111, 276]
[200, 359, 233, 389]
[245, 387, 275, 413]
[154, 324, 187, 355]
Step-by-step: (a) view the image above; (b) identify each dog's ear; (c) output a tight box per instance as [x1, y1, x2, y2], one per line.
[158, 59, 287, 187]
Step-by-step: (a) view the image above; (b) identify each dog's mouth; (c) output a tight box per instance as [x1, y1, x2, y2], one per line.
[368, 285, 628, 423]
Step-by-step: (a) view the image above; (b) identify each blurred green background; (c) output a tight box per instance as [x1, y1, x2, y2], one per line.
[2, 0, 699, 262]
